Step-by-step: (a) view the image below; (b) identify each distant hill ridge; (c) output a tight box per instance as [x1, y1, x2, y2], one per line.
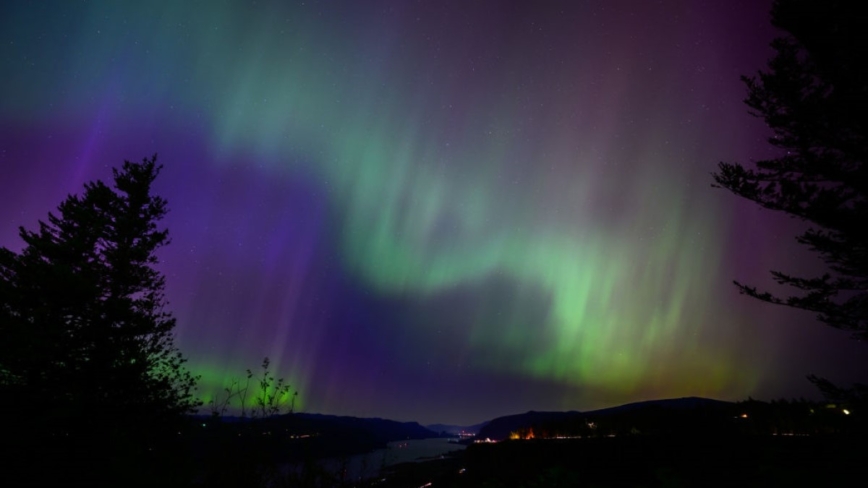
[193, 412, 437, 441]
[192, 397, 731, 444]
[190, 411, 439, 459]
[476, 397, 734, 440]
[293, 412, 438, 442]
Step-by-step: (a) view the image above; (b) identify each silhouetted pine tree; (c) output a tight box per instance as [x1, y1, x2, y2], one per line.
[0, 155, 198, 486]
[713, 1, 867, 422]
[713, 0, 867, 339]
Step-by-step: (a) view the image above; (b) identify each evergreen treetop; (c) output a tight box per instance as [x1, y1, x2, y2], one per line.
[713, 0, 867, 339]
[0, 155, 199, 435]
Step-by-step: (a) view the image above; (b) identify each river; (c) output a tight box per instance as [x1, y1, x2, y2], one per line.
[315, 437, 466, 481]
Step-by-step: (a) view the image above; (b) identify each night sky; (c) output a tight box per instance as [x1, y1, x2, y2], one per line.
[1, 0, 865, 425]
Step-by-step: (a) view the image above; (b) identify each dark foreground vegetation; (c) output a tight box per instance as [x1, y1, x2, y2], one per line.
[8, 395, 865, 487]
[391, 398, 867, 488]
[401, 434, 867, 488]
[8, 419, 865, 488]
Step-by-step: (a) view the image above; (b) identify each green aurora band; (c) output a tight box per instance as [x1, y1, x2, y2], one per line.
[9, 1, 857, 422]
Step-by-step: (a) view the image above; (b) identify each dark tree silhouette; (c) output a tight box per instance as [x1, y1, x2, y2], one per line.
[713, 0, 867, 339]
[0, 155, 198, 485]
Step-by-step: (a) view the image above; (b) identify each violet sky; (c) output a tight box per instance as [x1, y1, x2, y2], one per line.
[1, 0, 865, 424]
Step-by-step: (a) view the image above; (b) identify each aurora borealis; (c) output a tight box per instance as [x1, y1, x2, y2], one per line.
[1, 0, 865, 425]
